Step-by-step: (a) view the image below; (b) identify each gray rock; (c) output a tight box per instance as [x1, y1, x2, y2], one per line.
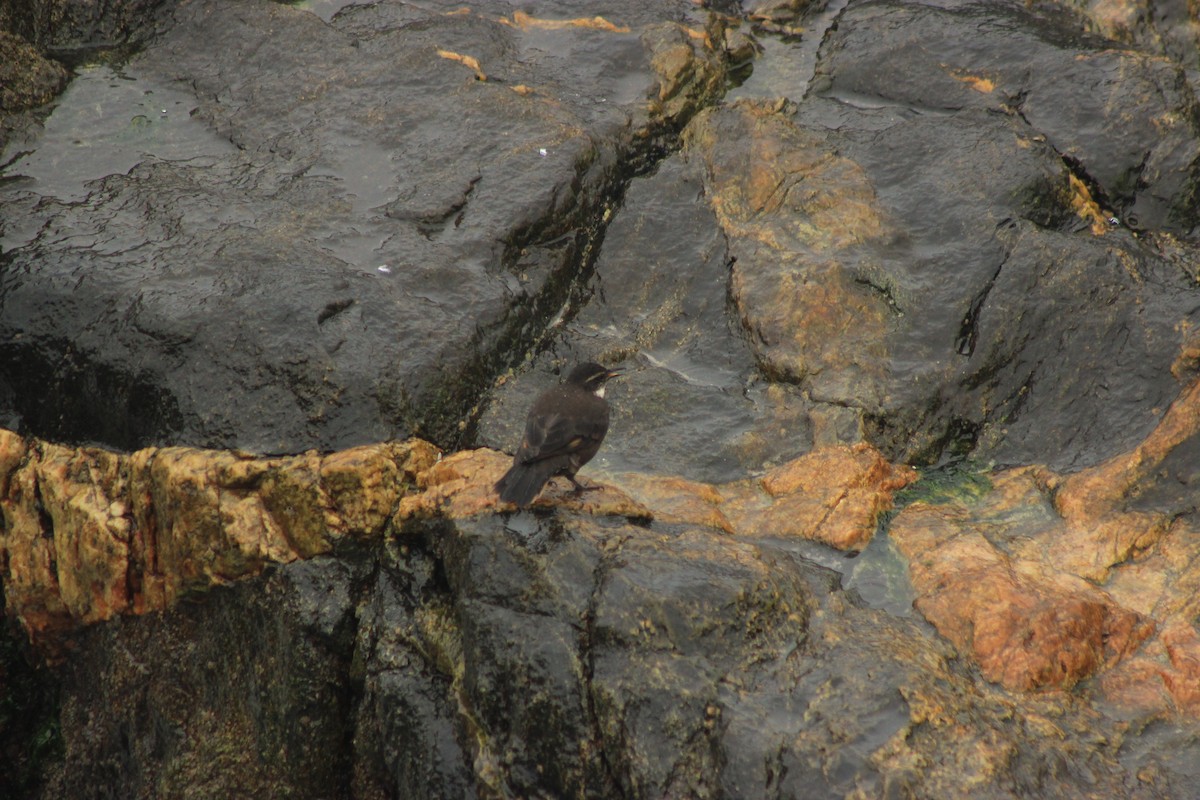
[810, 0, 1200, 468]
[817, 0, 1200, 232]
[5, 0, 1200, 796]
[477, 153, 816, 484]
[30, 516, 1175, 799]
[38, 554, 369, 799]
[0, 0, 722, 453]
[679, 0, 1200, 471]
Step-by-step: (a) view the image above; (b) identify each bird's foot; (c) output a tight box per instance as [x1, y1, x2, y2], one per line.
[568, 476, 601, 494]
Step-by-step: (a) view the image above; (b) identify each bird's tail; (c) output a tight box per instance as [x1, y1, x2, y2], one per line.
[495, 461, 556, 507]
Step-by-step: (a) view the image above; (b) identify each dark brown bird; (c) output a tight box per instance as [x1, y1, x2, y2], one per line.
[495, 362, 622, 507]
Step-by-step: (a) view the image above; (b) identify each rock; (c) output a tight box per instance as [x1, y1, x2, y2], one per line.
[37, 554, 369, 799]
[351, 547, 479, 799]
[730, 442, 916, 549]
[501, 11, 1200, 484]
[0, 0, 164, 54]
[476, 148, 820, 485]
[742, 0, 810, 35]
[612, 441, 917, 551]
[0, 427, 436, 642]
[892, 470, 1155, 692]
[0, 428, 908, 644]
[685, 99, 895, 411]
[0, 30, 67, 113]
[0, 0, 727, 454]
[679, 1, 1200, 471]
[400, 440, 914, 551]
[1055, 0, 1200, 89]
[6, 0, 1200, 793]
[890, 377, 1200, 706]
[1, 415, 1194, 794]
[1053, 375, 1200, 523]
[399, 446, 655, 521]
[0, 618, 56, 800]
[29, 511, 1169, 798]
[817, 0, 1200, 232]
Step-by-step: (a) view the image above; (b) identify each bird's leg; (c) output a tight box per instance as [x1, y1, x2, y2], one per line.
[568, 475, 600, 494]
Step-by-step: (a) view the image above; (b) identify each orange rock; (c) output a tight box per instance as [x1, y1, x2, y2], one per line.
[729, 442, 916, 550]
[1054, 377, 1200, 524]
[1070, 0, 1149, 44]
[612, 474, 734, 533]
[684, 102, 894, 405]
[36, 442, 132, 625]
[892, 484, 1154, 692]
[321, 440, 440, 536]
[1102, 616, 1200, 716]
[399, 448, 509, 519]
[0, 437, 131, 635]
[642, 23, 725, 125]
[400, 449, 653, 521]
[0, 434, 435, 642]
[0, 434, 72, 637]
[1114, 519, 1200, 713]
[1170, 328, 1200, 381]
[610, 442, 916, 551]
[501, 10, 631, 33]
[889, 380, 1200, 708]
[1161, 620, 1200, 712]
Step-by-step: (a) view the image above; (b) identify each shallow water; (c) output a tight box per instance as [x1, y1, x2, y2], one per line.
[727, 0, 851, 103]
[292, 0, 364, 22]
[1, 65, 236, 250]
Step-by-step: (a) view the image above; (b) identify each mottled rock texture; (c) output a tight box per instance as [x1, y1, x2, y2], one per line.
[0, 428, 437, 642]
[892, 376, 1200, 708]
[0, 30, 67, 113]
[0, 0, 726, 454]
[0, 432, 915, 637]
[23, 498, 1174, 800]
[5, 0, 1200, 795]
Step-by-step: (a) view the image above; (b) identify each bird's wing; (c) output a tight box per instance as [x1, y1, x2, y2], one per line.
[516, 408, 607, 465]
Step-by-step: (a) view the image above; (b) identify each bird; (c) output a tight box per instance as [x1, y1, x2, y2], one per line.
[495, 362, 623, 507]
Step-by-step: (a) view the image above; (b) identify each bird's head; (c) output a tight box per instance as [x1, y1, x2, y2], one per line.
[566, 362, 623, 397]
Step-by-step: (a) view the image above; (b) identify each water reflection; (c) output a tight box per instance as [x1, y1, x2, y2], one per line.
[0, 65, 236, 249]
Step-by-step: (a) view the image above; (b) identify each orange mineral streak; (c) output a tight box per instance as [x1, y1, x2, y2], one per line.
[1067, 172, 1112, 236]
[1, 428, 917, 652]
[0, 432, 437, 646]
[501, 11, 630, 33]
[436, 49, 487, 81]
[943, 65, 997, 93]
[613, 443, 916, 552]
[892, 377, 1200, 714]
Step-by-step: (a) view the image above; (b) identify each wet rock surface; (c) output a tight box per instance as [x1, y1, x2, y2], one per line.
[22, 510, 1177, 799]
[792, 0, 1200, 470]
[0, 0, 723, 453]
[476, 151, 827, 483]
[890, 376, 1200, 706]
[695, 65, 1198, 473]
[0, 428, 437, 643]
[4, 424, 1199, 796]
[5, 0, 1200, 795]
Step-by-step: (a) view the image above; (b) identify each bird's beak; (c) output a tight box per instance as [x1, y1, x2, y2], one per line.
[605, 367, 625, 380]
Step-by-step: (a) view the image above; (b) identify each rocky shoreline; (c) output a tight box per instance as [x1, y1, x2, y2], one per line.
[4, 0, 1200, 796]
